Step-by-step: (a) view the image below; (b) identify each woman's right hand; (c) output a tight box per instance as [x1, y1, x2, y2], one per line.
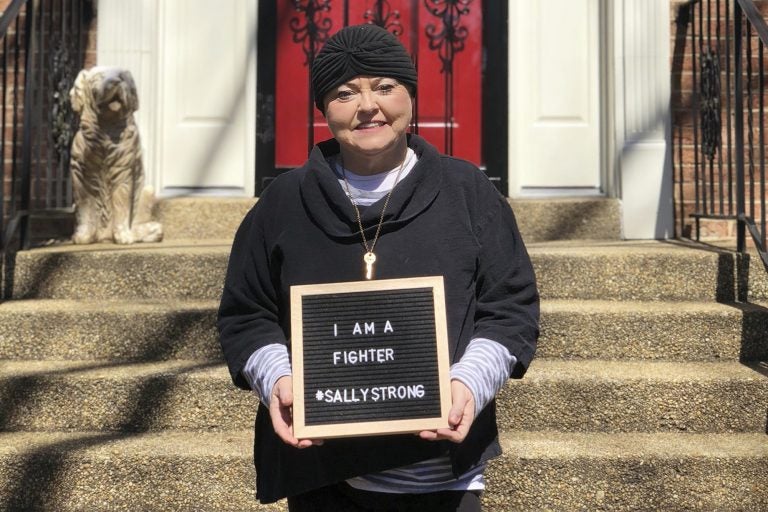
[269, 376, 323, 449]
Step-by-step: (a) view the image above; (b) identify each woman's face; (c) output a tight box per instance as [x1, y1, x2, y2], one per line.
[323, 76, 413, 169]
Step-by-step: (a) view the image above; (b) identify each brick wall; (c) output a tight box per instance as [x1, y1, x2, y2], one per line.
[0, 0, 96, 244]
[671, 0, 768, 242]
[1, 0, 29, 236]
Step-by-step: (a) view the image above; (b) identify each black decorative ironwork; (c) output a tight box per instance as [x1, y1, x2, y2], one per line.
[256, 92, 275, 144]
[676, 0, 768, 275]
[699, 46, 721, 162]
[0, 0, 92, 265]
[49, 38, 78, 163]
[424, 0, 471, 73]
[290, 0, 333, 153]
[424, 0, 472, 155]
[290, 0, 333, 66]
[364, 0, 403, 36]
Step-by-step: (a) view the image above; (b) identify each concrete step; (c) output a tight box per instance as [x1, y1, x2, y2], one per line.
[9, 240, 768, 301]
[539, 299, 768, 361]
[1, 360, 764, 433]
[499, 360, 768, 433]
[0, 430, 765, 511]
[511, 197, 622, 242]
[156, 197, 255, 240]
[3, 299, 765, 362]
[0, 299, 221, 361]
[530, 241, 768, 302]
[155, 197, 623, 243]
[487, 431, 768, 512]
[10, 239, 231, 300]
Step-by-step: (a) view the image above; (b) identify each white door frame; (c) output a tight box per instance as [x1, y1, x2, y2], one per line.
[96, 0, 256, 198]
[508, 0, 673, 238]
[96, 0, 160, 191]
[97, 0, 673, 237]
[611, 0, 674, 238]
[508, 0, 604, 198]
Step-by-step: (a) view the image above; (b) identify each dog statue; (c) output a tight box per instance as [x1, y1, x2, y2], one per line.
[69, 66, 162, 244]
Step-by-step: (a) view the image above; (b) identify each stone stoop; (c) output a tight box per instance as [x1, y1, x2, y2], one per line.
[0, 200, 767, 510]
[155, 197, 623, 242]
[0, 360, 764, 433]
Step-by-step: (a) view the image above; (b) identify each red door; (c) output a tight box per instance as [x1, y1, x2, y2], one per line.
[274, 1, 482, 169]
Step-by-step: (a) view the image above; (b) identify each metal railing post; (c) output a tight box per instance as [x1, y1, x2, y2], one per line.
[19, 0, 39, 250]
[734, 1, 746, 253]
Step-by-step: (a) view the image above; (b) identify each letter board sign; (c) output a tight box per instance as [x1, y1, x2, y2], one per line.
[290, 276, 451, 439]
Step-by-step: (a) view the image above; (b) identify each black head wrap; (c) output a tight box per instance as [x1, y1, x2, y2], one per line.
[312, 24, 417, 113]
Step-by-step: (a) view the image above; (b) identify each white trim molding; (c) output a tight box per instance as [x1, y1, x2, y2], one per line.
[97, 0, 257, 197]
[96, 0, 159, 191]
[613, 0, 674, 239]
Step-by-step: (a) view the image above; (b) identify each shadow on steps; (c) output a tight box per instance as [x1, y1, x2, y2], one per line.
[0, 360, 223, 510]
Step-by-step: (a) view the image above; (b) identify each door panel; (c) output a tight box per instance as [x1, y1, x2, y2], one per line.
[159, 0, 255, 192]
[513, 0, 601, 191]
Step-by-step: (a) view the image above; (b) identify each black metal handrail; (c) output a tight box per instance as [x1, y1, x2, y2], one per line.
[0, 0, 33, 259]
[676, 0, 768, 273]
[0, 0, 90, 273]
[733, 0, 768, 270]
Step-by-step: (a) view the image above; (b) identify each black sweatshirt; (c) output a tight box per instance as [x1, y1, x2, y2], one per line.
[218, 134, 539, 503]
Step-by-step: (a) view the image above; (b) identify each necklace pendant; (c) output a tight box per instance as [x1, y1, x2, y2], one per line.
[363, 251, 377, 280]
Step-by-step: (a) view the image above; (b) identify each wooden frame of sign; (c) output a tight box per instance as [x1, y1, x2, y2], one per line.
[290, 276, 451, 439]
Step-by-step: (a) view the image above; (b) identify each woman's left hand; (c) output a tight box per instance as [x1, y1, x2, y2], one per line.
[419, 379, 475, 443]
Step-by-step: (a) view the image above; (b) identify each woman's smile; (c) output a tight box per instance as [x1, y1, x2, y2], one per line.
[355, 121, 387, 131]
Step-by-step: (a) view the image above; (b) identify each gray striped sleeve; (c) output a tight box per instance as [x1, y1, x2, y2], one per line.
[241, 343, 292, 406]
[450, 338, 516, 417]
[347, 456, 486, 493]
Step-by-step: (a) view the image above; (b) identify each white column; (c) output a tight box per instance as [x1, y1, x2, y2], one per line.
[614, 0, 674, 239]
[96, 0, 159, 191]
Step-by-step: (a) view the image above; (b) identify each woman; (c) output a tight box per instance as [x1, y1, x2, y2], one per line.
[218, 24, 539, 512]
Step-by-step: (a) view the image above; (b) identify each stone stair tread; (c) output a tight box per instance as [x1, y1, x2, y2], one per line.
[1, 430, 765, 511]
[527, 239, 723, 252]
[496, 361, 767, 433]
[4, 296, 759, 312]
[489, 432, 768, 511]
[14, 239, 767, 301]
[18, 238, 726, 254]
[13, 238, 738, 257]
[528, 242, 768, 301]
[542, 298, 766, 313]
[0, 359, 227, 379]
[540, 298, 768, 361]
[157, 196, 623, 242]
[0, 299, 222, 361]
[496, 430, 768, 459]
[523, 359, 768, 382]
[2, 358, 764, 382]
[5, 296, 764, 311]
[11, 241, 232, 300]
[2, 359, 764, 433]
[1, 429, 765, 460]
[0, 429, 251, 458]
[22, 238, 233, 254]
[8, 236, 751, 259]
[7, 296, 758, 315]
[0, 298, 218, 312]
[3, 297, 764, 362]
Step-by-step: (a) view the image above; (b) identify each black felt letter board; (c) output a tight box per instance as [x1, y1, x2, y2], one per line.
[291, 277, 451, 439]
